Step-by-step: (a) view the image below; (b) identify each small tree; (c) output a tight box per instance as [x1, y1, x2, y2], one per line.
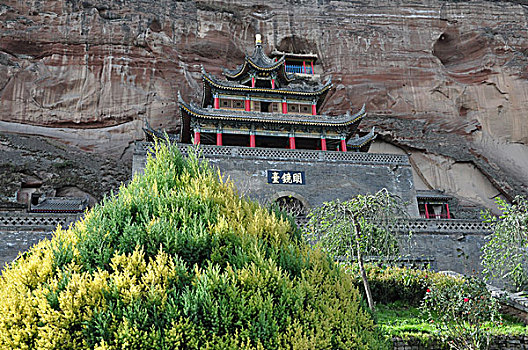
[481, 195, 528, 291]
[307, 188, 409, 310]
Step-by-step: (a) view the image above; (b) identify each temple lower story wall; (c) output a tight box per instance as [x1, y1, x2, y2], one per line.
[133, 142, 420, 216]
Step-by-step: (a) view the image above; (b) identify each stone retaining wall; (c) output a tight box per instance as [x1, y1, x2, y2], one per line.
[393, 219, 491, 275]
[0, 229, 54, 268]
[489, 284, 528, 325]
[0, 212, 80, 269]
[392, 336, 528, 350]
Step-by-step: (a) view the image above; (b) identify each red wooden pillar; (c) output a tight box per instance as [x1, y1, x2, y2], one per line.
[249, 131, 256, 148]
[445, 203, 451, 219]
[311, 61, 314, 75]
[213, 94, 219, 109]
[303, 60, 306, 74]
[193, 130, 201, 145]
[216, 131, 222, 146]
[320, 136, 327, 151]
[289, 133, 296, 149]
[340, 138, 347, 152]
[245, 97, 251, 111]
[311, 101, 317, 115]
[425, 203, 430, 219]
[282, 99, 287, 114]
[271, 79, 275, 89]
[251, 76, 256, 88]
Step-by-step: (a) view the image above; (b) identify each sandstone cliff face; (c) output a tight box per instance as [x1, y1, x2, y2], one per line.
[1, 0, 527, 207]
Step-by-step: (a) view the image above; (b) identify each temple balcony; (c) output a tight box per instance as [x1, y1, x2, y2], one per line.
[284, 64, 320, 80]
[419, 213, 451, 219]
[285, 64, 314, 74]
[133, 142, 410, 166]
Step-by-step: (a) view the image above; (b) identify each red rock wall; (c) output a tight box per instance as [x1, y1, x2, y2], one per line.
[1, 0, 527, 202]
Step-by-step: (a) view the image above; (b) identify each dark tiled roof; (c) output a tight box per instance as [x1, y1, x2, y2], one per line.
[143, 121, 180, 142]
[204, 70, 331, 96]
[223, 44, 295, 83]
[30, 197, 88, 213]
[0, 201, 26, 211]
[347, 127, 377, 151]
[248, 44, 279, 68]
[180, 93, 366, 127]
[270, 50, 318, 62]
[416, 190, 452, 200]
[224, 44, 284, 74]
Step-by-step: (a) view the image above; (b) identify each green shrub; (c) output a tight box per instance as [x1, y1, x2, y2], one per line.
[347, 265, 464, 306]
[0, 143, 388, 350]
[421, 276, 501, 350]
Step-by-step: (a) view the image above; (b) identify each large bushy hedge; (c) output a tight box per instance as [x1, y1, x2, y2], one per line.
[0, 144, 387, 349]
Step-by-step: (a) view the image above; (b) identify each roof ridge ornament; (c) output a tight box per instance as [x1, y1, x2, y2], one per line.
[255, 33, 262, 46]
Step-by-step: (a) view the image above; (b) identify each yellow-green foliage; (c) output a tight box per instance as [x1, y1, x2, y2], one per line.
[0, 143, 388, 349]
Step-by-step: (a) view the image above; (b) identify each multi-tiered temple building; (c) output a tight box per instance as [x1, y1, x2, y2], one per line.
[137, 35, 422, 220]
[149, 34, 376, 153]
[130, 35, 493, 274]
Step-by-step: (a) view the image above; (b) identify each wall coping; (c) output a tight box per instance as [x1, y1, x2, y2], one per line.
[135, 141, 411, 166]
[391, 218, 491, 235]
[0, 212, 81, 230]
[392, 335, 528, 350]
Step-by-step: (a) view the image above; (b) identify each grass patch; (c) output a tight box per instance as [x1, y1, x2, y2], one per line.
[375, 301, 528, 341]
[375, 301, 436, 341]
[492, 314, 528, 336]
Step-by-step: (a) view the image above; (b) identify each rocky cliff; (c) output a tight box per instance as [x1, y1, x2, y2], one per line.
[1, 0, 527, 208]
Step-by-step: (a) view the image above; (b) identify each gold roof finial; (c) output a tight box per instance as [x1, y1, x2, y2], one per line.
[255, 34, 262, 45]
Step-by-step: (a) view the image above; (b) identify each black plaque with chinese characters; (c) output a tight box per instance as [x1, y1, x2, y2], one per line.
[267, 170, 305, 185]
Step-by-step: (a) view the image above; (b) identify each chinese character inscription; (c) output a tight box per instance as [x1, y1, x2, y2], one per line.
[267, 170, 305, 185]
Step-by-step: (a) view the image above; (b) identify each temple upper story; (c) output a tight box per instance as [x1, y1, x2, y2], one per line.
[201, 69, 332, 114]
[222, 34, 296, 87]
[146, 34, 376, 152]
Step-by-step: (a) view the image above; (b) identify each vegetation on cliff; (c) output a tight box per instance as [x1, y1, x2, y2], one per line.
[0, 143, 387, 349]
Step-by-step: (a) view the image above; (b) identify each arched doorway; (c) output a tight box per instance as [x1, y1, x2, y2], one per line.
[274, 194, 308, 228]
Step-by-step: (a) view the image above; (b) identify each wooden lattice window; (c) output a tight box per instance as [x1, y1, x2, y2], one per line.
[289, 104, 300, 113]
[221, 99, 231, 108]
[300, 104, 310, 114]
[233, 100, 243, 109]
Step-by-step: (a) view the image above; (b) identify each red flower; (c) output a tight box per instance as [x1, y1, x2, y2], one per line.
[426, 288, 431, 293]
[464, 298, 469, 302]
